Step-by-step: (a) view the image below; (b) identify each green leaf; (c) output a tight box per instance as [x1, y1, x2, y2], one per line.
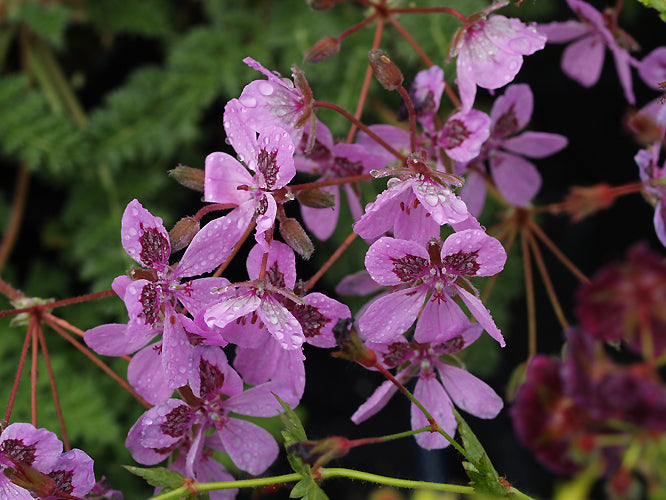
[635, 0, 666, 22]
[453, 408, 507, 497]
[290, 476, 329, 500]
[123, 466, 186, 490]
[276, 394, 308, 446]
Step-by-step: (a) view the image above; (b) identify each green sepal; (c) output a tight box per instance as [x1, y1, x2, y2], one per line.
[276, 394, 309, 475]
[122, 465, 185, 490]
[453, 408, 508, 496]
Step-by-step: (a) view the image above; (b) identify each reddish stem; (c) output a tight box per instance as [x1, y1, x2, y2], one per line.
[289, 174, 373, 192]
[315, 101, 405, 161]
[388, 6, 467, 22]
[528, 219, 589, 284]
[387, 15, 433, 67]
[304, 232, 358, 291]
[47, 321, 151, 409]
[0, 289, 115, 320]
[3, 328, 32, 428]
[193, 203, 237, 222]
[38, 328, 69, 450]
[397, 85, 417, 153]
[336, 12, 379, 42]
[521, 227, 537, 360]
[30, 317, 40, 427]
[0, 161, 29, 273]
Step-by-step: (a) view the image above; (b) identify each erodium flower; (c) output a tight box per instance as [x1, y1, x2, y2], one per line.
[238, 57, 314, 146]
[451, 3, 546, 111]
[85, 199, 237, 404]
[458, 84, 568, 214]
[205, 99, 296, 249]
[0, 423, 95, 499]
[538, 0, 639, 104]
[358, 229, 507, 346]
[352, 325, 503, 450]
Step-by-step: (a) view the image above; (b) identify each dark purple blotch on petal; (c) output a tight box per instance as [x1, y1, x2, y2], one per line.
[442, 250, 480, 276]
[140, 283, 160, 325]
[493, 105, 519, 138]
[0, 439, 36, 465]
[258, 149, 279, 189]
[390, 254, 429, 282]
[200, 358, 225, 399]
[160, 405, 194, 438]
[441, 119, 470, 149]
[332, 157, 364, 177]
[291, 303, 328, 338]
[50, 469, 74, 494]
[266, 261, 286, 288]
[382, 342, 414, 368]
[139, 226, 170, 268]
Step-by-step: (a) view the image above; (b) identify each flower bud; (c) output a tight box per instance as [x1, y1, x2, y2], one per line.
[368, 49, 403, 90]
[296, 188, 335, 209]
[169, 217, 200, 253]
[304, 36, 340, 64]
[332, 318, 377, 367]
[288, 436, 351, 467]
[5, 461, 56, 497]
[280, 217, 314, 260]
[168, 166, 205, 192]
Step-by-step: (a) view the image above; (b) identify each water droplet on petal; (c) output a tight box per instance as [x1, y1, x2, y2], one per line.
[259, 82, 274, 96]
[424, 194, 439, 206]
[240, 96, 257, 108]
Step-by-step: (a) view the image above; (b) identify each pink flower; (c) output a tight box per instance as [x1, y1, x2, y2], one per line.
[458, 84, 568, 214]
[452, 5, 546, 111]
[358, 230, 507, 346]
[85, 199, 239, 403]
[538, 0, 639, 104]
[351, 329, 503, 450]
[238, 57, 314, 145]
[205, 99, 296, 249]
[635, 147, 666, 247]
[0, 423, 95, 499]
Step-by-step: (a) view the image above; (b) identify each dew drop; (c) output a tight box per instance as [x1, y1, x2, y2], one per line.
[424, 194, 439, 206]
[258, 82, 274, 96]
[240, 95, 257, 108]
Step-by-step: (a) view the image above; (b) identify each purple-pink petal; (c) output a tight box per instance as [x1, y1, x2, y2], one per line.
[51, 448, 95, 497]
[436, 364, 503, 419]
[204, 290, 261, 330]
[203, 152, 253, 205]
[441, 229, 507, 277]
[502, 131, 568, 159]
[127, 342, 176, 405]
[358, 286, 427, 343]
[217, 418, 278, 475]
[490, 150, 542, 207]
[490, 83, 533, 135]
[257, 295, 304, 350]
[365, 237, 430, 286]
[411, 374, 456, 450]
[538, 20, 592, 43]
[638, 47, 666, 89]
[0, 423, 62, 471]
[414, 296, 468, 344]
[351, 377, 400, 424]
[456, 286, 506, 347]
[121, 199, 170, 271]
[161, 308, 193, 389]
[246, 240, 296, 288]
[300, 185, 339, 241]
[561, 34, 605, 87]
[84, 323, 155, 357]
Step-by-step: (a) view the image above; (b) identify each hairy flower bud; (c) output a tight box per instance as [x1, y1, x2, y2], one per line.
[279, 217, 314, 260]
[295, 188, 336, 209]
[5, 460, 56, 497]
[332, 318, 377, 367]
[288, 436, 351, 467]
[169, 166, 205, 192]
[368, 49, 403, 90]
[304, 36, 340, 64]
[169, 217, 200, 253]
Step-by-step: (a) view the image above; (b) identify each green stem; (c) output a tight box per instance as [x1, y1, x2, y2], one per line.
[149, 473, 302, 500]
[350, 426, 430, 447]
[319, 468, 474, 494]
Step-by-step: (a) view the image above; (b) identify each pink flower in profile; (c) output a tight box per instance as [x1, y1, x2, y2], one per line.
[451, 3, 546, 111]
[538, 0, 639, 104]
[351, 327, 503, 450]
[458, 84, 568, 214]
[238, 57, 314, 145]
[358, 229, 507, 346]
[205, 99, 296, 249]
